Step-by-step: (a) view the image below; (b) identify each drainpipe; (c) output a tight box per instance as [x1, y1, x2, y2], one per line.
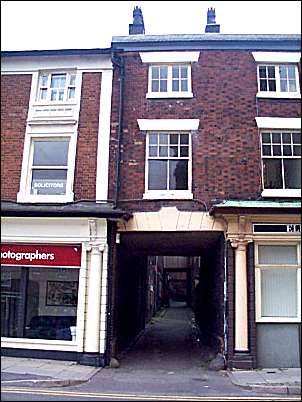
[111, 52, 125, 208]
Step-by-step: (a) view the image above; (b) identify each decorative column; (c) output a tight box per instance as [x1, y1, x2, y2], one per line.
[80, 219, 107, 366]
[84, 243, 104, 353]
[233, 240, 249, 351]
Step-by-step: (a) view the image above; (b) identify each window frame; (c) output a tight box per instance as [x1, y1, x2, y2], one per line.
[36, 71, 77, 104]
[147, 64, 193, 99]
[255, 242, 301, 323]
[17, 132, 76, 203]
[260, 130, 301, 198]
[256, 63, 300, 99]
[144, 131, 193, 199]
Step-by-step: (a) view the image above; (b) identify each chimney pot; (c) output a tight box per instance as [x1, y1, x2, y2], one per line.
[129, 6, 145, 35]
[205, 7, 220, 33]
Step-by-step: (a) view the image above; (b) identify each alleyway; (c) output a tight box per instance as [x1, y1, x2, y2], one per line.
[117, 301, 215, 372]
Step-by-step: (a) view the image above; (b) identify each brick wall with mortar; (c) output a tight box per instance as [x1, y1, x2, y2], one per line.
[1, 72, 102, 201]
[108, 51, 301, 212]
[1, 74, 32, 200]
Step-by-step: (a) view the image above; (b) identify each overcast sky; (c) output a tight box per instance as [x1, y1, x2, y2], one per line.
[1, 1, 301, 51]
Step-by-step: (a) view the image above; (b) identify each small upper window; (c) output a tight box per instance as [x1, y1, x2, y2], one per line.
[147, 65, 192, 98]
[37, 72, 76, 102]
[257, 64, 300, 98]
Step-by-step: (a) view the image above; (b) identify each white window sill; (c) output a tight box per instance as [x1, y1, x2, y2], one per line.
[256, 92, 301, 99]
[143, 191, 193, 200]
[33, 101, 78, 107]
[17, 192, 74, 203]
[261, 189, 301, 198]
[146, 92, 194, 99]
[256, 317, 300, 323]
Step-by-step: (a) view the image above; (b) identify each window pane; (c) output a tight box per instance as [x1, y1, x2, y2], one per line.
[283, 145, 292, 156]
[180, 134, 189, 144]
[160, 66, 168, 79]
[25, 267, 79, 341]
[169, 146, 178, 157]
[282, 133, 291, 144]
[149, 134, 158, 145]
[259, 67, 267, 78]
[68, 88, 75, 99]
[160, 80, 167, 92]
[292, 133, 300, 144]
[58, 90, 64, 101]
[180, 67, 188, 78]
[40, 75, 48, 87]
[151, 67, 159, 79]
[180, 146, 189, 157]
[272, 145, 281, 156]
[267, 66, 275, 78]
[279, 66, 287, 79]
[260, 79, 267, 91]
[159, 134, 168, 144]
[262, 145, 271, 156]
[293, 145, 301, 156]
[172, 80, 179, 92]
[284, 159, 301, 189]
[69, 74, 76, 86]
[33, 140, 69, 166]
[268, 80, 276, 91]
[169, 160, 188, 190]
[151, 80, 159, 92]
[272, 133, 281, 143]
[261, 133, 271, 143]
[149, 146, 157, 157]
[181, 80, 188, 91]
[287, 65, 296, 78]
[289, 80, 297, 92]
[31, 169, 67, 195]
[148, 160, 167, 190]
[263, 159, 282, 189]
[159, 146, 168, 157]
[40, 88, 47, 100]
[172, 66, 179, 78]
[170, 134, 178, 144]
[258, 245, 298, 264]
[261, 268, 297, 317]
[50, 74, 66, 88]
[1, 267, 23, 337]
[280, 79, 288, 92]
[51, 90, 57, 101]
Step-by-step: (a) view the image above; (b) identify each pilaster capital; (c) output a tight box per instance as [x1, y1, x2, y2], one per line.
[230, 237, 253, 250]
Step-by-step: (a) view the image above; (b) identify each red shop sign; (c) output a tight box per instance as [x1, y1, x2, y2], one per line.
[1, 244, 81, 267]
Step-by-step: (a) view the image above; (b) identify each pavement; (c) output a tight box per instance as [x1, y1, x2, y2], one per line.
[1, 356, 301, 395]
[1, 304, 301, 396]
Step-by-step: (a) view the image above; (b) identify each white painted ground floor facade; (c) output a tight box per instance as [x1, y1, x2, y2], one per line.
[1, 216, 111, 366]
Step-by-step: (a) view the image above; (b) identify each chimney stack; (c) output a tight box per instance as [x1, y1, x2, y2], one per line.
[205, 8, 220, 33]
[129, 6, 145, 35]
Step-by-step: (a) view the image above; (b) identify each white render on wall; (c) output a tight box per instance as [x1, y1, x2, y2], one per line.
[1, 217, 109, 355]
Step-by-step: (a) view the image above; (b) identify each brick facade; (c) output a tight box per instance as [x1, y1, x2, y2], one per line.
[1, 74, 32, 200]
[108, 51, 301, 211]
[74, 72, 102, 200]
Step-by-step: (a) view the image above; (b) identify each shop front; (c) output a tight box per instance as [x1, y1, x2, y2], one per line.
[1, 202, 128, 366]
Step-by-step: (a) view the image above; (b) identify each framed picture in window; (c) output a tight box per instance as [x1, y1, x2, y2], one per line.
[46, 280, 78, 307]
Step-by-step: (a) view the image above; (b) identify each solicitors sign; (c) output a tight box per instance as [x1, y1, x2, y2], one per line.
[1, 244, 81, 267]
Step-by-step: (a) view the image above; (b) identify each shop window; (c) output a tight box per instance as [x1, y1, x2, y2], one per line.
[145, 132, 192, 199]
[261, 131, 301, 197]
[1, 266, 79, 341]
[255, 244, 301, 322]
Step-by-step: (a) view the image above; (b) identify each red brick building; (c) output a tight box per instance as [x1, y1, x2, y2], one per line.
[109, 8, 301, 369]
[1, 7, 301, 369]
